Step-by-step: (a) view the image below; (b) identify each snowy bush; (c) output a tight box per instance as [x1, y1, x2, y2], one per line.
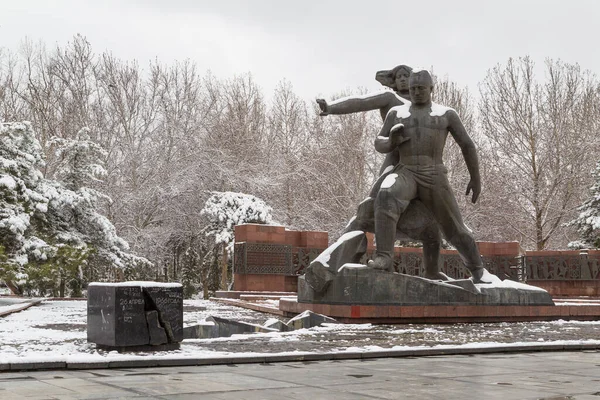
[0, 122, 152, 296]
[568, 160, 600, 249]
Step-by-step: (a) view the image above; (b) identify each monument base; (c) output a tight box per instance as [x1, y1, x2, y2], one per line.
[96, 343, 181, 353]
[279, 297, 600, 323]
[299, 266, 554, 306]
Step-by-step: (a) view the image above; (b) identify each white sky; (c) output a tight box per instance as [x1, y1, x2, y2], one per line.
[2, 0, 600, 102]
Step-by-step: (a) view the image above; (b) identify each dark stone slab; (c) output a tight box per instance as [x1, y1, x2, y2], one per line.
[445, 279, 481, 294]
[87, 284, 148, 347]
[286, 310, 337, 330]
[298, 267, 554, 306]
[304, 231, 367, 293]
[87, 282, 183, 348]
[206, 316, 279, 337]
[264, 319, 290, 332]
[142, 285, 183, 342]
[146, 310, 168, 345]
[183, 322, 219, 339]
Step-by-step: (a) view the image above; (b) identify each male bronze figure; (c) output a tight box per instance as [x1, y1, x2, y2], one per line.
[316, 65, 447, 280]
[369, 70, 487, 282]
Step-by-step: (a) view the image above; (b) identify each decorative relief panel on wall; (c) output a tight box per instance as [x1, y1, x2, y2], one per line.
[234, 243, 293, 275]
[235, 240, 598, 282]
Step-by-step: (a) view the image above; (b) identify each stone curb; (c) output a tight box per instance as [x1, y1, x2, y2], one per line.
[2, 343, 599, 372]
[0, 299, 43, 318]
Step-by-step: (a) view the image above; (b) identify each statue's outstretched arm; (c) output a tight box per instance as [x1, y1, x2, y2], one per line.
[317, 91, 401, 116]
[374, 110, 408, 153]
[448, 110, 481, 203]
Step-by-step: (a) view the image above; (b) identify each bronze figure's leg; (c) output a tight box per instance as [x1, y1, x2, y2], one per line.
[370, 167, 418, 272]
[418, 172, 485, 282]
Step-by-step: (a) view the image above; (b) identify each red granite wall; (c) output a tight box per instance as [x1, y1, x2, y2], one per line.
[233, 224, 600, 296]
[233, 224, 328, 292]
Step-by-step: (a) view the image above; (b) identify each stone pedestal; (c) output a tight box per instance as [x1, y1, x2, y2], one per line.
[298, 266, 554, 306]
[87, 282, 183, 350]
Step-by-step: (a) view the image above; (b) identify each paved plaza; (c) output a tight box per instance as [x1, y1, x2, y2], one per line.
[1, 351, 599, 399]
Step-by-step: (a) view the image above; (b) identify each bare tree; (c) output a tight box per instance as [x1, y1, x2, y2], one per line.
[479, 57, 600, 249]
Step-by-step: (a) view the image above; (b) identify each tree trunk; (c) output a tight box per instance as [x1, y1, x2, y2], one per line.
[536, 209, 545, 250]
[4, 280, 22, 296]
[59, 277, 65, 298]
[221, 245, 228, 290]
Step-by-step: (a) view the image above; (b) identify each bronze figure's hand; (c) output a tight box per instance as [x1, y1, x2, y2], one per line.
[390, 123, 410, 146]
[466, 178, 481, 203]
[316, 99, 329, 116]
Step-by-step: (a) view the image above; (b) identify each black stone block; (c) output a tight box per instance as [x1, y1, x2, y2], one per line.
[87, 282, 183, 348]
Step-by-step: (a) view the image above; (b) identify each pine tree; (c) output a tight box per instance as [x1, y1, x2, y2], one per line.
[0, 122, 152, 295]
[569, 161, 600, 249]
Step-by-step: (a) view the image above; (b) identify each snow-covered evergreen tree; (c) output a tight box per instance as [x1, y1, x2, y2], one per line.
[200, 191, 273, 290]
[569, 161, 600, 249]
[200, 191, 273, 253]
[0, 122, 152, 295]
[53, 128, 107, 192]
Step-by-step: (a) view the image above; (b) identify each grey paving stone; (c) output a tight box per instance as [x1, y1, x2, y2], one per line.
[10, 361, 66, 371]
[332, 351, 363, 360]
[263, 353, 311, 363]
[66, 361, 110, 370]
[108, 359, 162, 369]
[4, 352, 600, 399]
[153, 358, 214, 367]
[299, 353, 338, 362]
[213, 356, 267, 365]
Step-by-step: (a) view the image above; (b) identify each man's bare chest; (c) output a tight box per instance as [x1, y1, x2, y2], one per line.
[396, 113, 449, 138]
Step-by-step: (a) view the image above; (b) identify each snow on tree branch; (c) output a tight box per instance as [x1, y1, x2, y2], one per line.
[200, 191, 273, 252]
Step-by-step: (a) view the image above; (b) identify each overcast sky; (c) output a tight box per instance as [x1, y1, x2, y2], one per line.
[3, 0, 600, 102]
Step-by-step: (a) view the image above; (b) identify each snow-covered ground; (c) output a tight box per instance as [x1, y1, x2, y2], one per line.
[0, 297, 37, 314]
[1, 299, 600, 365]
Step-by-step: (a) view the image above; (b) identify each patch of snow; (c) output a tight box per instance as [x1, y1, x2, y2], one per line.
[474, 270, 547, 292]
[381, 173, 398, 189]
[0, 175, 17, 190]
[430, 102, 455, 117]
[391, 123, 404, 132]
[89, 281, 183, 288]
[338, 263, 368, 272]
[328, 90, 398, 106]
[263, 318, 281, 327]
[313, 231, 364, 269]
[389, 104, 411, 119]
[344, 216, 356, 230]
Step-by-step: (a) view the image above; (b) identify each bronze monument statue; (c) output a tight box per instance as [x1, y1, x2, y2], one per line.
[314, 65, 451, 282]
[299, 66, 553, 308]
